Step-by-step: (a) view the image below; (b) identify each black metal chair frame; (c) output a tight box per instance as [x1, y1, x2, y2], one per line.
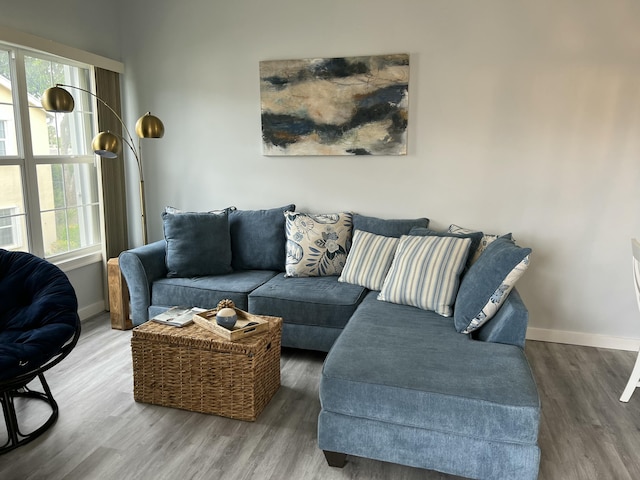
[0, 320, 81, 454]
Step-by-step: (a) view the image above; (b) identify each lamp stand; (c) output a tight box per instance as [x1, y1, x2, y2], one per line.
[41, 84, 163, 246]
[138, 140, 148, 245]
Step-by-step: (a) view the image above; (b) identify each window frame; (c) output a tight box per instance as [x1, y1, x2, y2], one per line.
[0, 44, 103, 261]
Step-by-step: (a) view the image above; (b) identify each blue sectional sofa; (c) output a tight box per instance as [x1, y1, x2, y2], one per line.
[119, 205, 540, 480]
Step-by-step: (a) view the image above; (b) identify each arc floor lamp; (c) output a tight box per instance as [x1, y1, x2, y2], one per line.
[41, 84, 164, 245]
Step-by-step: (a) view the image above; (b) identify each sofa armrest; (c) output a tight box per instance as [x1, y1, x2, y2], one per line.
[119, 240, 167, 326]
[472, 288, 529, 349]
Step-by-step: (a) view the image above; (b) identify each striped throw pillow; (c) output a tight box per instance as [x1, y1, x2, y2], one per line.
[338, 230, 399, 291]
[378, 234, 472, 316]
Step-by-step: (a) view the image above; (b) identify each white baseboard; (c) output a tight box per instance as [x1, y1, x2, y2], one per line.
[527, 327, 640, 352]
[78, 301, 106, 321]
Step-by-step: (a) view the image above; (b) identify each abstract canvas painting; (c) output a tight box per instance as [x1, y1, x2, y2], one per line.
[260, 54, 409, 156]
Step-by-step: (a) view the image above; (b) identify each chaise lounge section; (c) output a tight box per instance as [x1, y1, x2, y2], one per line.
[318, 290, 540, 480]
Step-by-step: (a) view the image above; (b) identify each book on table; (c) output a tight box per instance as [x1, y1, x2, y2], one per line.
[151, 306, 206, 327]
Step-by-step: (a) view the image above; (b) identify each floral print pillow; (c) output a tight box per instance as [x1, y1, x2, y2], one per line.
[284, 211, 353, 277]
[448, 224, 514, 265]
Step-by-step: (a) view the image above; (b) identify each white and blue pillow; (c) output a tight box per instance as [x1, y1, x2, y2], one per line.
[448, 223, 512, 265]
[377, 234, 472, 316]
[454, 235, 531, 334]
[338, 230, 399, 291]
[284, 211, 353, 277]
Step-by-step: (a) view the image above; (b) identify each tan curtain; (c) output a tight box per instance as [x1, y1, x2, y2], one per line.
[95, 67, 129, 258]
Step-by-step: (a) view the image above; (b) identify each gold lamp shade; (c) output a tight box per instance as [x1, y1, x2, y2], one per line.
[91, 131, 122, 158]
[135, 112, 165, 138]
[41, 86, 75, 113]
[40, 83, 164, 245]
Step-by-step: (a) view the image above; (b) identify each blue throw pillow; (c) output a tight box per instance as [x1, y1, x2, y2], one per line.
[229, 204, 295, 271]
[454, 235, 531, 334]
[353, 214, 429, 238]
[162, 210, 232, 277]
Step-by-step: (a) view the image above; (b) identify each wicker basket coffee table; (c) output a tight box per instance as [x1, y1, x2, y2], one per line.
[131, 315, 282, 421]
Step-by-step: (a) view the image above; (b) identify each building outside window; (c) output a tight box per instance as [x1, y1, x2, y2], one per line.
[0, 206, 20, 248]
[0, 45, 101, 259]
[0, 120, 6, 155]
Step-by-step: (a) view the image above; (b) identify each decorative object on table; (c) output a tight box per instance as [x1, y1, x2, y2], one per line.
[150, 306, 206, 327]
[260, 53, 409, 156]
[620, 238, 640, 402]
[216, 299, 235, 310]
[216, 308, 238, 329]
[131, 314, 282, 421]
[41, 85, 164, 245]
[193, 299, 270, 341]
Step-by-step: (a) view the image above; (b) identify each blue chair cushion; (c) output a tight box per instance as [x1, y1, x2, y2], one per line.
[0, 250, 79, 381]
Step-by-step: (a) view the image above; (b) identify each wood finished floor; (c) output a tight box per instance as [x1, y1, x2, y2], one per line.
[1, 313, 640, 480]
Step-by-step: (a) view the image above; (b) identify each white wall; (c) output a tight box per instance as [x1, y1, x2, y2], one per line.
[0, 1, 123, 319]
[118, 0, 640, 348]
[5, 1, 638, 346]
[0, 0, 121, 62]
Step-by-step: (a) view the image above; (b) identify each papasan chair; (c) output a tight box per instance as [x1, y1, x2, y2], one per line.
[0, 249, 81, 454]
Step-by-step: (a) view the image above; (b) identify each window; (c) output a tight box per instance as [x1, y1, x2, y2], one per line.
[0, 45, 101, 259]
[0, 207, 21, 248]
[0, 121, 6, 155]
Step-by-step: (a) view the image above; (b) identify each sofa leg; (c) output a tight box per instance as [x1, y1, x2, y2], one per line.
[323, 450, 347, 468]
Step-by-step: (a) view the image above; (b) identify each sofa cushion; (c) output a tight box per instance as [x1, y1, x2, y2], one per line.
[454, 236, 531, 334]
[353, 213, 428, 237]
[338, 230, 399, 291]
[229, 204, 294, 271]
[151, 270, 278, 311]
[249, 273, 367, 329]
[284, 211, 352, 277]
[378, 234, 471, 316]
[320, 291, 540, 445]
[408, 227, 483, 271]
[162, 210, 232, 277]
